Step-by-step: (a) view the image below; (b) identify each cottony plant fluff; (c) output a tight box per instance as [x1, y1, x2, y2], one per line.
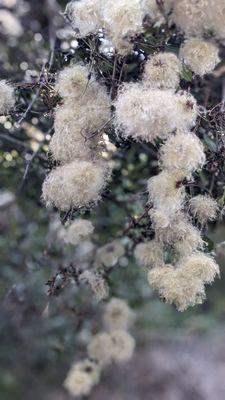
[159, 132, 206, 178]
[96, 240, 125, 268]
[42, 62, 112, 212]
[49, 64, 111, 164]
[0, 80, 15, 114]
[65, 0, 224, 55]
[64, 299, 135, 397]
[180, 38, 220, 76]
[172, 0, 225, 40]
[42, 1, 223, 315]
[38, 3, 224, 395]
[42, 160, 109, 211]
[142, 52, 182, 90]
[140, 68, 220, 309]
[64, 359, 100, 397]
[34, 0, 225, 396]
[189, 195, 219, 225]
[114, 85, 197, 142]
[64, 219, 94, 245]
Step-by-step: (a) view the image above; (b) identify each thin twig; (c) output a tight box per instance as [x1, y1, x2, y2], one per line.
[110, 53, 118, 100]
[17, 63, 47, 125]
[84, 117, 113, 140]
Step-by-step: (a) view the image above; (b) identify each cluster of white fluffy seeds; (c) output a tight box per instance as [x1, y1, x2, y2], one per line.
[87, 299, 135, 366]
[101, 0, 144, 55]
[148, 171, 186, 226]
[95, 240, 125, 268]
[172, 0, 210, 38]
[65, 0, 222, 77]
[172, 1, 222, 77]
[64, 0, 177, 55]
[103, 297, 135, 330]
[156, 214, 205, 256]
[159, 132, 206, 179]
[50, 65, 111, 165]
[128, 49, 220, 310]
[42, 160, 109, 211]
[42, 64, 112, 212]
[189, 195, 219, 225]
[143, 52, 182, 90]
[172, 0, 225, 40]
[65, 0, 102, 38]
[142, 0, 173, 24]
[0, 9, 23, 37]
[0, 80, 15, 114]
[64, 298, 135, 397]
[79, 269, 110, 301]
[134, 239, 165, 268]
[64, 358, 101, 397]
[147, 252, 219, 311]
[65, 0, 144, 55]
[114, 83, 197, 143]
[64, 219, 94, 245]
[77, 240, 126, 300]
[180, 38, 220, 77]
[145, 137, 219, 311]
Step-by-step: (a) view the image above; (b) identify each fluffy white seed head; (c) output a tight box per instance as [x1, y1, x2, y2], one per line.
[42, 160, 110, 211]
[111, 38, 134, 57]
[55, 90, 111, 133]
[134, 239, 165, 268]
[149, 208, 175, 231]
[49, 127, 101, 164]
[159, 132, 206, 178]
[109, 330, 135, 363]
[65, 0, 102, 37]
[64, 369, 93, 396]
[141, 0, 173, 24]
[64, 219, 94, 245]
[148, 265, 206, 311]
[114, 84, 175, 142]
[148, 250, 219, 311]
[103, 298, 134, 331]
[0, 80, 15, 114]
[178, 253, 220, 284]
[96, 240, 125, 268]
[87, 332, 114, 366]
[102, 0, 144, 55]
[148, 171, 185, 220]
[50, 99, 111, 164]
[175, 91, 198, 131]
[64, 358, 100, 397]
[0, 9, 23, 37]
[114, 85, 198, 142]
[172, 0, 225, 40]
[143, 52, 182, 90]
[180, 38, 220, 76]
[208, 0, 225, 40]
[79, 270, 109, 301]
[172, 0, 210, 38]
[55, 64, 93, 99]
[55, 64, 110, 112]
[189, 195, 218, 224]
[156, 214, 205, 256]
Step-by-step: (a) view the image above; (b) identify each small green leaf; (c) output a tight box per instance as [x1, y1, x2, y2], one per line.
[203, 134, 218, 152]
[204, 236, 214, 251]
[218, 186, 225, 206]
[181, 65, 193, 82]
